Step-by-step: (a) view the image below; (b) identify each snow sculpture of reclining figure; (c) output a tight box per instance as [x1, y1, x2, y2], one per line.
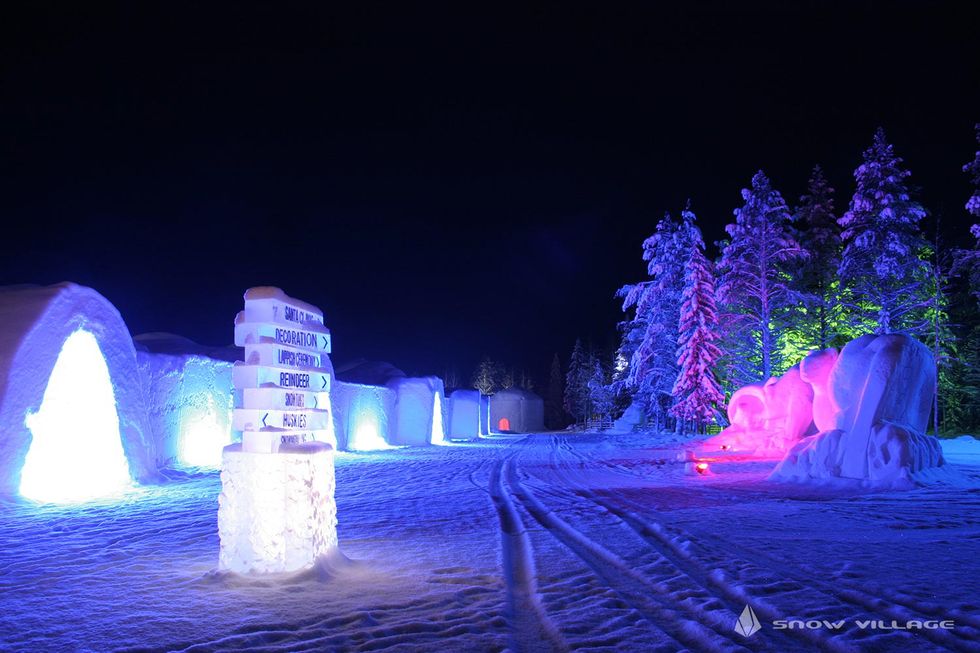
[771, 333, 944, 486]
[705, 363, 817, 455]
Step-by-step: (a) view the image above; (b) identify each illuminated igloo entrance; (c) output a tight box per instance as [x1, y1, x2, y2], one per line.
[0, 283, 154, 500]
[20, 330, 132, 502]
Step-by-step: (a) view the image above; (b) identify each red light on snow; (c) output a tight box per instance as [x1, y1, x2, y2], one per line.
[696, 462, 709, 474]
[720, 444, 730, 450]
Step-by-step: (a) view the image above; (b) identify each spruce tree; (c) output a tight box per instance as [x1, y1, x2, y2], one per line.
[564, 339, 591, 425]
[587, 358, 614, 424]
[616, 207, 697, 427]
[793, 165, 845, 351]
[670, 227, 724, 432]
[717, 171, 807, 386]
[838, 128, 932, 334]
[545, 353, 565, 429]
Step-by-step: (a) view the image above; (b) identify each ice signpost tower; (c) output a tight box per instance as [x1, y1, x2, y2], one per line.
[218, 287, 338, 574]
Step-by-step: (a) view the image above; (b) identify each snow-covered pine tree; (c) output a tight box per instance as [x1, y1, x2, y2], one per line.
[838, 128, 932, 335]
[717, 171, 808, 387]
[564, 339, 592, 425]
[616, 208, 697, 428]
[957, 125, 980, 304]
[793, 165, 845, 352]
[546, 353, 566, 429]
[670, 226, 724, 433]
[587, 358, 614, 425]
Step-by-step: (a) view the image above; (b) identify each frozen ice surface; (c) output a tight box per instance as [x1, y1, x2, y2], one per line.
[1, 431, 978, 652]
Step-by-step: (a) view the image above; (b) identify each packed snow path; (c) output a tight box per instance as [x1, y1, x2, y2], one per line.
[1, 433, 979, 652]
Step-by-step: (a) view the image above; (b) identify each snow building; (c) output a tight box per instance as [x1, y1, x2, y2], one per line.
[447, 389, 481, 440]
[489, 388, 545, 433]
[387, 376, 447, 446]
[0, 283, 154, 501]
[134, 333, 238, 469]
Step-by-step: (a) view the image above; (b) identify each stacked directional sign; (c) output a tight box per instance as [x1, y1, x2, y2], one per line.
[218, 287, 338, 574]
[232, 289, 334, 452]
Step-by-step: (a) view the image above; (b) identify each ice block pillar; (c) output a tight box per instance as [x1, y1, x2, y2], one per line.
[219, 287, 338, 574]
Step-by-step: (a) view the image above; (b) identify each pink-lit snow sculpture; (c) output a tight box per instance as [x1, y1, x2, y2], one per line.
[705, 363, 817, 455]
[771, 334, 944, 486]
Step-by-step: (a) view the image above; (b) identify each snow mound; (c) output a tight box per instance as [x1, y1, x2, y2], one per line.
[0, 283, 155, 497]
[771, 334, 945, 487]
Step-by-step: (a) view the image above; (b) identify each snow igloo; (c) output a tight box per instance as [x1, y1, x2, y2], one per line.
[447, 389, 481, 440]
[0, 283, 154, 502]
[489, 388, 544, 433]
[386, 376, 447, 446]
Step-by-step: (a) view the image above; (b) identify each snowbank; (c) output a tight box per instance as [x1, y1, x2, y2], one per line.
[489, 388, 545, 433]
[448, 390, 481, 440]
[0, 283, 154, 498]
[387, 376, 446, 446]
[771, 334, 945, 487]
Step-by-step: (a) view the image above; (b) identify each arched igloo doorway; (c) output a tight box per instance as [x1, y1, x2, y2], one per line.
[498, 417, 511, 431]
[0, 283, 154, 500]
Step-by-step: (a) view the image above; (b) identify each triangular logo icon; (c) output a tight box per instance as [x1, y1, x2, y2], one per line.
[734, 604, 762, 637]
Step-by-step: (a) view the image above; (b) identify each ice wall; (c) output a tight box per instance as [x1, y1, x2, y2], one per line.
[136, 350, 234, 468]
[330, 381, 396, 450]
[489, 389, 545, 433]
[0, 283, 154, 497]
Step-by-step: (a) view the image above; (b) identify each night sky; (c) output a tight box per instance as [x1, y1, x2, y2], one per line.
[1, 2, 977, 384]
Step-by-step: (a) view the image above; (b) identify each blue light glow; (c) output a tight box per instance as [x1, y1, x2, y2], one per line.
[20, 330, 133, 503]
[350, 408, 391, 451]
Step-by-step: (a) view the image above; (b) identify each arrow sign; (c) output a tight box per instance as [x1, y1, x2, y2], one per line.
[242, 289, 324, 326]
[233, 408, 331, 432]
[244, 342, 324, 369]
[242, 388, 329, 411]
[234, 322, 331, 353]
[240, 428, 335, 453]
[233, 362, 331, 392]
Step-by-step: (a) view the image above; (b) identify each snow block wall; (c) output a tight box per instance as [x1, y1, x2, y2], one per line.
[136, 350, 234, 468]
[771, 334, 944, 487]
[0, 283, 154, 497]
[331, 381, 396, 450]
[218, 441, 337, 574]
[447, 389, 481, 440]
[489, 388, 545, 433]
[387, 376, 446, 446]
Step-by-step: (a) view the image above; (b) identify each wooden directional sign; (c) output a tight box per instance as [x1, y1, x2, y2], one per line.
[233, 408, 332, 432]
[242, 387, 329, 411]
[243, 288, 324, 326]
[244, 342, 324, 370]
[233, 362, 331, 392]
[234, 322, 331, 354]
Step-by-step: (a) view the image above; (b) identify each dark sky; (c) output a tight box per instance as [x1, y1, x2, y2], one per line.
[1, 2, 977, 384]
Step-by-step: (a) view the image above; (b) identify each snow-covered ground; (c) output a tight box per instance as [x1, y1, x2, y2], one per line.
[2, 432, 979, 652]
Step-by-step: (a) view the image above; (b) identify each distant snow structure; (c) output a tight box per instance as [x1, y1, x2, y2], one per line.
[447, 389, 481, 440]
[489, 388, 545, 433]
[387, 376, 447, 446]
[771, 334, 944, 487]
[0, 283, 153, 501]
[134, 333, 236, 469]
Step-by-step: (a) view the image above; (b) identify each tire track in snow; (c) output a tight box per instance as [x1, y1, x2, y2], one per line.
[542, 435, 852, 652]
[504, 454, 750, 653]
[488, 455, 568, 653]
